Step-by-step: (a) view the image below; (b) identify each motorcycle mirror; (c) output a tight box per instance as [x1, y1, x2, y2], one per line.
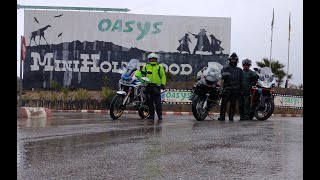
[254, 68, 259, 71]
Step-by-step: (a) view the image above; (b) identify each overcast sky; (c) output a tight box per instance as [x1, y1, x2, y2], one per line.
[17, 0, 303, 85]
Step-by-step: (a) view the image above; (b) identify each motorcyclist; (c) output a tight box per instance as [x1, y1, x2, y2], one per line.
[218, 52, 243, 121]
[238, 59, 259, 120]
[141, 52, 166, 120]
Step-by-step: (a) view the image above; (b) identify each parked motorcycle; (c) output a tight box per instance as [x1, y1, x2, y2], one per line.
[190, 62, 223, 121]
[109, 59, 150, 120]
[249, 67, 275, 120]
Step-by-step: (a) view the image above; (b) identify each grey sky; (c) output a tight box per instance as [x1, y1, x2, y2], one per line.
[17, 0, 303, 85]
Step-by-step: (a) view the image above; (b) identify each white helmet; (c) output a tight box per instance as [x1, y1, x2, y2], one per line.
[148, 52, 158, 59]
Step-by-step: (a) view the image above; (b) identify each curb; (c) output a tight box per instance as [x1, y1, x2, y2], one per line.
[18, 107, 52, 118]
[51, 110, 303, 117]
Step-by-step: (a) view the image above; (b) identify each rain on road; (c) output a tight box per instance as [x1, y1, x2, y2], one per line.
[17, 113, 303, 179]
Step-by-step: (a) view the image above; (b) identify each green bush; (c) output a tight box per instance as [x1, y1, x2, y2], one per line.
[102, 87, 116, 102]
[101, 87, 112, 99]
[50, 80, 61, 91]
[61, 87, 69, 100]
[49, 92, 57, 101]
[75, 88, 89, 100]
[102, 76, 110, 87]
[166, 72, 175, 83]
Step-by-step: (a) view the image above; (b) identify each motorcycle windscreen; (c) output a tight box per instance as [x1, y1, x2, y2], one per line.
[204, 62, 223, 79]
[123, 59, 140, 77]
[258, 67, 274, 88]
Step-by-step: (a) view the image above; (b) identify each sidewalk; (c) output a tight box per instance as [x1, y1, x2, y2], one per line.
[51, 109, 303, 117]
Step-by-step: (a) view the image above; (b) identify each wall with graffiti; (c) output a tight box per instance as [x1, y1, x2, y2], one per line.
[23, 10, 231, 90]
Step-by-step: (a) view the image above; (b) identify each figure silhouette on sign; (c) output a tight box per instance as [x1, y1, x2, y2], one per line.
[54, 14, 63, 18]
[58, 33, 63, 37]
[29, 25, 51, 46]
[34, 17, 39, 24]
[189, 29, 211, 54]
[209, 34, 224, 55]
[177, 33, 192, 54]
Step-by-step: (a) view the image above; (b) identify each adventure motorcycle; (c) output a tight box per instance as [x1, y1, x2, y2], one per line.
[109, 59, 150, 120]
[190, 62, 223, 121]
[249, 67, 275, 120]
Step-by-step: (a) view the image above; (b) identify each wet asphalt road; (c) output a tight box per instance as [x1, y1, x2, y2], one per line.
[17, 113, 303, 180]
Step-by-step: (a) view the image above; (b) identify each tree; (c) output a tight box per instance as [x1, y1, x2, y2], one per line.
[284, 74, 293, 88]
[166, 71, 175, 83]
[50, 80, 61, 91]
[256, 58, 286, 87]
[288, 83, 298, 89]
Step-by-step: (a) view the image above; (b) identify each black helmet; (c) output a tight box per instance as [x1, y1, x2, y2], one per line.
[205, 75, 216, 86]
[242, 58, 252, 66]
[228, 52, 238, 62]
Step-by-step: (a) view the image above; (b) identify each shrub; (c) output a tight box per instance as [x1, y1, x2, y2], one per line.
[62, 87, 69, 100]
[75, 88, 89, 100]
[50, 80, 61, 91]
[166, 72, 175, 83]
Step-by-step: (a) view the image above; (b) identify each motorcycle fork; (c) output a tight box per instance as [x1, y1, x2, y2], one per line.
[259, 95, 267, 108]
[202, 93, 210, 109]
[139, 88, 146, 107]
[122, 87, 132, 105]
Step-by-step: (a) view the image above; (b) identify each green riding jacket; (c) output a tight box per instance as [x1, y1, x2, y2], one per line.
[241, 69, 258, 91]
[141, 63, 166, 86]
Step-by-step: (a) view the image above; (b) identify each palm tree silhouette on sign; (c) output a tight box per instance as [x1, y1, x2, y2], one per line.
[29, 25, 51, 46]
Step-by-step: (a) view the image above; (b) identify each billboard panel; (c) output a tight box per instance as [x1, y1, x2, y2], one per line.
[23, 10, 231, 90]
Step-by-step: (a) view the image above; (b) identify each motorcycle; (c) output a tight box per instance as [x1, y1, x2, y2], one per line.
[249, 67, 276, 120]
[109, 59, 150, 120]
[190, 62, 223, 121]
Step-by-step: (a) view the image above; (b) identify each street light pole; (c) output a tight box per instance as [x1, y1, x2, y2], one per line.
[19, 36, 23, 109]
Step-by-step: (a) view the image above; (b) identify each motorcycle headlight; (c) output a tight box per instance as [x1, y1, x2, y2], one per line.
[269, 76, 274, 82]
[205, 75, 216, 86]
[259, 74, 264, 81]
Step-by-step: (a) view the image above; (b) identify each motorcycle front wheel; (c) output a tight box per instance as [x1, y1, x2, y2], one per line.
[110, 94, 126, 120]
[192, 95, 208, 121]
[254, 98, 275, 121]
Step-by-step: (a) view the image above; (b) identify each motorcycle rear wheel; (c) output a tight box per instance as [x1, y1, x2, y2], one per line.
[254, 99, 275, 121]
[192, 95, 208, 121]
[110, 94, 125, 120]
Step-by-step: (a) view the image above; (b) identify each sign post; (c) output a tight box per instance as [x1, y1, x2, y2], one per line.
[19, 36, 26, 109]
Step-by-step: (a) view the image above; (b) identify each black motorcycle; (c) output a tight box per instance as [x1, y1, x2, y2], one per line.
[190, 62, 224, 121]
